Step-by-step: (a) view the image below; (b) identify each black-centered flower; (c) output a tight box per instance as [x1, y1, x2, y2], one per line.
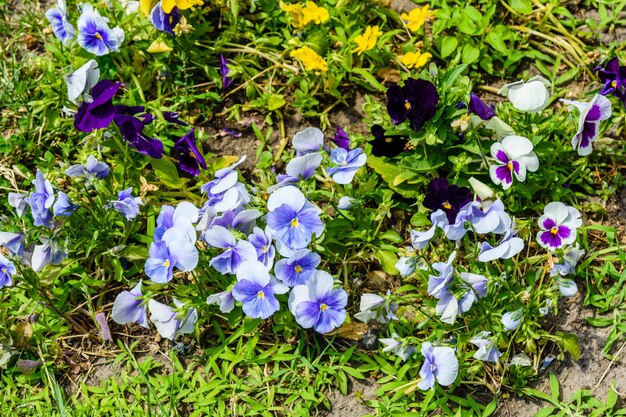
[594, 57, 626, 101]
[386, 78, 438, 132]
[422, 177, 472, 223]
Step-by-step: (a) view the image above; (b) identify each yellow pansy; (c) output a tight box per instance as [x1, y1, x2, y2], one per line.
[147, 40, 173, 53]
[302, 1, 329, 25]
[139, 0, 154, 15]
[400, 5, 435, 32]
[161, 0, 203, 14]
[400, 51, 432, 69]
[280, 1, 306, 29]
[352, 25, 381, 56]
[291, 46, 328, 72]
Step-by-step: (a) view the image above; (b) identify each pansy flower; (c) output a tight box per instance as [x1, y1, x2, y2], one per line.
[499, 75, 550, 113]
[594, 57, 626, 100]
[8, 192, 29, 218]
[470, 332, 502, 363]
[468, 93, 496, 120]
[219, 54, 233, 90]
[148, 298, 198, 341]
[417, 342, 458, 390]
[74, 79, 121, 132]
[352, 25, 380, 56]
[502, 308, 523, 331]
[331, 126, 350, 150]
[354, 292, 398, 324]
[327, 148, 367, 184]
[65, 155, 110, 179]
[248, 227, 275, 269]
[111, 187, 143, 220]
[478, 229, 524, 262]
[206, 291, 236, 313]
[66, 60, 100, 104]
[386, 78, 438, 132]
[274, 249, 320, 286]
[111, 281, 149, 328]
[200, 156, 250, 213]
[0, 254, 16, 288]
[151, 2, 181, 35]
[379, 333, 415, 362]
[113, 109, 164, 159]
[28, 169, 55, 227]
[0, 232, 25, 257]
[77, 4, 125, 56]
[561, 94, 612, 156]
[270, 153, 322, 191]
[52, 191, 77, 216]
[232, 260, 289, 319]
[145, 227, 198, 284]
[536, 202, 581, 250]
[292, 127, 325, 156]
[422, 178, 472, 224]
[203, 226, 257, 274]
[489, 135, 539, 190]
[173, 128, 207, 176]
[45, 0, 75, 45]
[288, 270, 347, 333]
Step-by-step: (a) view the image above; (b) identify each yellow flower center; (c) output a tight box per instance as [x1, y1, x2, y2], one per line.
[507, 161, 514, 172]
[550, 226, 559, 236]
[257, 290, 265, 299]
[164, 259, 170, 267]
[295, 265, 303, 273]
[262, 245, 268, 253]
[320, 303, 328, 311]
[95, 33, 103, 41]
[291, 218, 299, 227]
[442, 201, 452, 210]
[404, 101, 411, 110]
[1, 267, 6, 274]
[612, 80, 618, 88]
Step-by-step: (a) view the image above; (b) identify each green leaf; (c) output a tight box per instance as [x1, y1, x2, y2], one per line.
[462, 44, 480, 65]
[440, 36, 458, 59]
[510, 0, 532, 14]
[267, 94, 286, 111]
[151, 157, 183, 188]
[557, 332, 581, 361]
[549, 374, 560, 401]
[532, 407, 556, 417]
[374, 249, 398, 275]
[351, 68, 385, 92]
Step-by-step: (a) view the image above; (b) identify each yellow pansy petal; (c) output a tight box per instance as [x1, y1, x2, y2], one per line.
[175, 0, 203, 10]
[352, 25, 380, 55]
[147, 40, 173, 53]
[291, 46, 327, 72]
[139, 0, 154, 15]
[400, 51, 432, 69]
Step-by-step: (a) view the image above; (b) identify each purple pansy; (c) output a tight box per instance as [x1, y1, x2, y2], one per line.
[417, 342, 458, 390]
[148, 298, 198, 341]
[209, 209, 261, 234]
[203, 226, 257, 274]
[422, 178, 472, 224]
[52, 191, 77, 216]
[0, 254, 16, 288]
[151, 2, 181, 35]
[468, 93, 496, 120]
[173, 129, 207, 176]
[201, 156, 250, 213]
[206, 291, 236, 313]
[9, 192, 29, 218]
[219, 54, 233, 90]
[594, 57, 626, 100]
[489, 135, 539, 190]
[274, 249, 321, 286]
[386, 78, 438, 132]
[145, 226, 198, 284]
[292, 127, 325, 156]
[66, 155, 110, 179]
[111, 187, 143, 220]
[77, 4, 124, 56]
[271, 153, 322, 191]
[470, 332, 502, 363]
[266, 186, 324, 251]
[45, 0, 75, 45]
[288, 270, 347, 333]
[29, 169, 55, 228]
[113, 110, 164, 159]
[111, 281, 149, 328]
[248, 227, 276, 269]
[0, 232, 25, 257]
[74, 79, 122, 132]
[428, 251, 455, 299]
[327, 148, 367, 184]
[478, 229, 524, 262]
[331, 125, 350, 150]
[551, 244, 585, 277]
[28, 238, 67, 272]
[379, 333, 415, 362]
[154, 201, 198, 242]
[232, 260, 289, 319]
[536, 202, 581, 250]
[561, 94, 612, 156]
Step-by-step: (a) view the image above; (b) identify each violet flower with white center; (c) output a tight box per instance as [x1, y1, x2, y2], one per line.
[266, 186, 324, 251]
[66, 60, 100, 104]
[327, 148, 367, 185]
[203, 226, 257, 274]
[111, 281, 149, 328]
[148, 298, 198, 341]
[77, 4, 124, 56]
[417, 342, 458, 390]
[561, 94, 612, 156]
[52, 191, 77, 216]
[428, 251, 455, 299]
[111, 187, 143, 220]
[232, 260, 289, 319]
[66, 155, 110, 179]
[354, 292, 398, 324]
[498, 75, 550, 113]
[502, 308, 523, 331]
[536, 202, 582, 250]
[274, 249, 321, 286]
[8, 192, 29, 218]
[270, 153, 322, 191]
[379, 333, 415, 362]
[551, 244, 585, 277]
[248, 227, 275, 269]
[489, 135, 539, 190]
[154, 202, 198, 242]
[145, 227, 198, 284]
[0, 254, 16, 288]
[478, 229, 524, 262]
[206, 291, 235, 313]
[45, 0, 75, 45]
[29, 169, 55, 228]
[0, 232, 25, 257]
[292, 127, 325, 156]
[288, 270, 347, 333]
[470, 332, 502, 363]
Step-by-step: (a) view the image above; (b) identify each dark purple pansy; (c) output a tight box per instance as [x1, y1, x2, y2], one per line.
[386, 78, 438, 132]
[163, 111, 188, 126]
[150, 2, 181, 35]
[594, 57, 626, 100]
[468, 93, 496, 120]
[422, 177, 472, 224]
[369, 124, 409, 157]
[331, 125, 350, 150]
[74, 79, 122, 132]
[114, 105, 154, 124]
[173, 128, 207, 176]
[113, 113, 164, 159]
[220, 54, 233, 90]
